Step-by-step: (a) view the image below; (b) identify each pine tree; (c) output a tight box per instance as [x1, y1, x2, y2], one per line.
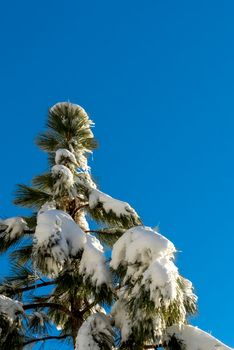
[0, 102, 232, 350]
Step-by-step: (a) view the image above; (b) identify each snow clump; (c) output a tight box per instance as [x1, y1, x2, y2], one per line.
[166, 324, 233, 350]
[55, 148, 77, 166]
[51, 164, 75, 196]
[111, 226, 197, 342]
[34, 205, 110, 286]
[0, 295, 23, 324]
[89, 188, 139, 220]
[75, 312, 114, 350]
[111, 226, 178, 306]
[0, 217, 28, 239]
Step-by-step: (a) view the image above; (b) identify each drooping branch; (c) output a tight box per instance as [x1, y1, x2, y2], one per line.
[23, 302, 73, 318]
[12, 280, 55, 293]
[23, 334, 72, 346]
[70, 203, 89, 218]
[85, 229, 117, 235]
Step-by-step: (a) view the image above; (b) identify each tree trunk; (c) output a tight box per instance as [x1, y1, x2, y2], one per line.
[70, 295, 84, 349]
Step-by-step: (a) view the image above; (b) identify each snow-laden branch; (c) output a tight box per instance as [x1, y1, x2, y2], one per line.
[166, 324, 233, 350]
[52, 164, 76, 197]
[89, 188, 140, 222]
[55, 148, 77, 167]
[0, 294, 23, 323]
[0, 217, 28, 238]
[0, 216, 34, 253]
[75, 312, 114, 350]
[111, 226, 197, 344]
[33, 205, 111, 287]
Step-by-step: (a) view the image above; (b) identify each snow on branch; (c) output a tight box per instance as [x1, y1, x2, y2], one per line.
[55, 148, 77, 166]
[33, 205, 110, 287]
[111, 299, 132, 342]
[111, 226, 176, 270]
[166, 324, 233, 350]
[75, 172, 97, 190]
[88, 188, 141, 225]
[51, 164, 75, 197]
[79, 234, 111, 287]
[0, 217, 28, 239]
[0, 294, 23, 324]
[111, 226, 197, 343]
[89, 189, 137, 218]
[111, 227, 177, 305]
[75, 312, 114, 350]
[55, 148, 91, 172]
[0, 217, 29, 252]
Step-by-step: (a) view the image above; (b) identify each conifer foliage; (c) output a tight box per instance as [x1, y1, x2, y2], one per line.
[0, 102, 232, 349]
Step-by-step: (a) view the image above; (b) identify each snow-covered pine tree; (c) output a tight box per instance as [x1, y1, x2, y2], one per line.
[0, 102, 232, 350]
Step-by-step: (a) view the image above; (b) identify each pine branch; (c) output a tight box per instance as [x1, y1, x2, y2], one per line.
[14, 184, 52, 208]
[23, 214, 37, 229]
[26, 310, 52, 338]
[23, 302, 73, 318]
[9, 243, 33, 265]
[32, 172, 54, 191]
[0, 263, 39, 295]
[0, 234, 23, 254]
[86, 228, 125, 247]
[23, 334, 71, 346]
[86, 229, 122, 235]
[70, 203, 89, 218]
[10, 280, 55, 294]
[36, 102, 97, 154]
[87, 204, 141, 229]
[0, 228, 33, 255]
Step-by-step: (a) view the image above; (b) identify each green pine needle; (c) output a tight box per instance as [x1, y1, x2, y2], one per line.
[14, 184, 52, 208]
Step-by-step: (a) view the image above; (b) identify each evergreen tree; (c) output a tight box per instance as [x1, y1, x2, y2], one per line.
[0, 102, 232, 350]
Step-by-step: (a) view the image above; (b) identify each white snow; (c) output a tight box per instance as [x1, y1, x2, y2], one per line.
[55, 148, 90, 171]
[141, 257, 178, 308]
[0, 295, 23, 324]
[76, 151, 90, 171]
[0, 217, 28, 239]
[89, 189, 138, 218]
[75, 312, 113, 350]
[75, 172, 97, 190]
[79, 234, 111, 287]
[180, 277, 197, 308]
[166, 324, 233, 350]
[51, 164, 75, 196]
[111, 227, 178, 305]
[55, 148, 77, 165]
[111, 299, 132, 342]
[35, 207, 86, 253]
[34, 206, 110, 286]
[110, 226, 197, 341]
[112, 289, 167, 342]
[111, 226, 175, 269]
[52, 165, 74, 185]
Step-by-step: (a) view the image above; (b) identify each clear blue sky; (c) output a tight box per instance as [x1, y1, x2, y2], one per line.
[0, 0, 233, 348]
